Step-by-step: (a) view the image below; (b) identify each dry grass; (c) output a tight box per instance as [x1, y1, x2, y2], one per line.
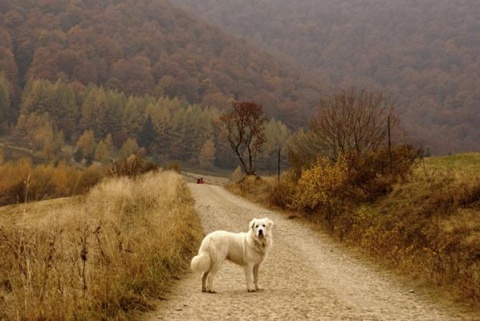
[0, 170, 203, 320]
[229, 153, 480, 309]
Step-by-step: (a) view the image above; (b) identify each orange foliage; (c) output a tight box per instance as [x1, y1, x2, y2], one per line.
[0, 159, 105, 206]
[291, 156, 349, 213]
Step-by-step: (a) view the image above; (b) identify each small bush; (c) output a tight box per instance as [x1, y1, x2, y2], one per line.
[230, 166, 243, 182]
[344, 145, 420, 201]
[108, 155, 158, 178]
[290, 155, 349, 213]
[0, 158, 32, 205]
[270, 170, 299, 209]
[74, 164, 105, 194]
[167, 161, 181, 173]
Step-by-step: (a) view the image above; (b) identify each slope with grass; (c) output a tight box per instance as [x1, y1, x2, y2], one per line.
[228, 153, 480, 310]
[0, 170, 202, 321]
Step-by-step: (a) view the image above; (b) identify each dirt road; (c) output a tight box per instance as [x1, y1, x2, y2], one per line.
[152, 183, 477, 321]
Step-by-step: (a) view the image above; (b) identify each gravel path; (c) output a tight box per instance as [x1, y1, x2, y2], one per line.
[151, 183, 477, 321]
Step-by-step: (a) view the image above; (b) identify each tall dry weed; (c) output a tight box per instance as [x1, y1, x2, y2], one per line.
[0, 170, 202, 320]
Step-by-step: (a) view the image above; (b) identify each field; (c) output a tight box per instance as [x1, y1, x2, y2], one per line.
[0, 170, 203, 321]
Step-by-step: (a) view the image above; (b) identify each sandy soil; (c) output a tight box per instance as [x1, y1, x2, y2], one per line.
[150, 182, 478, 321]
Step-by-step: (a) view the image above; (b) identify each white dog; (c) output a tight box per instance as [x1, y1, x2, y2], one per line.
[191, 217, 274, 293]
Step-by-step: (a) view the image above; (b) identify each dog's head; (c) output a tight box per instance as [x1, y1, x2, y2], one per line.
[249, 217, 273, 239]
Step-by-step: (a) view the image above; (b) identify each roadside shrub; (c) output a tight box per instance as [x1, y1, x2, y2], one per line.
[270, 170, 299, 209]
[167, 161, 181, 173]
[290, 155, 349, 213]
[74, 164, 105, 194]
[271, 145, 419, 223]
[344, 145, 420, 201]
[0, 158, 33, 205]
[108, 155, 158, 178]
[230, 165, 243, 182]
[50, 162, 79, 196]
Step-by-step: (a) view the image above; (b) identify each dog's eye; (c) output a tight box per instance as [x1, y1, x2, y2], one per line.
[255, 225, 259, 228]
[262, 224, 265, 227]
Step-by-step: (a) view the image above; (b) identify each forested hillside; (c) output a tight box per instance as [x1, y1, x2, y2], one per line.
[0, 0, 322, 130]
[173, 0, 480, 154]
[1, 77, 290, 171]
[0, 0, 305, 170]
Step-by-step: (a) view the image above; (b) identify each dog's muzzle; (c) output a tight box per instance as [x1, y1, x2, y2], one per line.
[258, 229, 264, 237]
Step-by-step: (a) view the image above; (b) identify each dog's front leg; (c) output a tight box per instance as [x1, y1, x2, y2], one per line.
[244, 264, 255, 292]
[253, 264, 263, 291]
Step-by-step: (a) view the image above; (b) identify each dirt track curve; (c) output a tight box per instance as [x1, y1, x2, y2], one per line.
[151, 182, 477, 321]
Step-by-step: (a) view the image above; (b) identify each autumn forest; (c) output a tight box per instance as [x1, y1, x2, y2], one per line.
[0, 0, 479, 173]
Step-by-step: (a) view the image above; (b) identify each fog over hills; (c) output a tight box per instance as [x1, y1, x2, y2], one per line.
[173, 0, 480, 154]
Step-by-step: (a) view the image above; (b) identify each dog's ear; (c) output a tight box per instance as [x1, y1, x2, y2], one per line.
[266, 218, 274, 229]
[250, 218, 257, 230]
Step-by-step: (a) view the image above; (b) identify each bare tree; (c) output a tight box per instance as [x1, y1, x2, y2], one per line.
[214, 101, 267, 176]
[310, 87, 400, 161]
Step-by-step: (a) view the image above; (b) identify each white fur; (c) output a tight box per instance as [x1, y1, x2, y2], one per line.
[191, 217, 274, 293]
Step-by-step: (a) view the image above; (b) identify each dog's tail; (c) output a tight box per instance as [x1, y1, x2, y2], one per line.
[191, 252, 210, 273]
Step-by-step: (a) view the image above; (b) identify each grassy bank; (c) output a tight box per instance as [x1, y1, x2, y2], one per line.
[228, 153, 480, 308]
[0, 170, 203, 320]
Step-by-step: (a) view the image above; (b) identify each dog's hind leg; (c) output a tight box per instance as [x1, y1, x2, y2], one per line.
[205, 260, 224, 293]
[201, 271, 209, 292]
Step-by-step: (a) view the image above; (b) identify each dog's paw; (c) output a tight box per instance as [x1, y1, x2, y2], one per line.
[247, 288, 257, 292]
[255, 287, 264, 291]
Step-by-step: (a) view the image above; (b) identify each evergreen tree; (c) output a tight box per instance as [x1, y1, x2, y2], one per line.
[169, 108, 188, 160]
[198, 138, 215, 169]
[0, 73, 11, 130]
[119, 137, 140, 160]
[122, 97, 143, 136]
[145, 101, 171, 155]
[51, 80, 77, 140]
[137, 115, 157, 154]
[80, 87, 107, 137]
[104, 90, 126, 143]
[76, 130, 96, 161]
[94, 134, 114, 164]
[258, 119, 290, 171]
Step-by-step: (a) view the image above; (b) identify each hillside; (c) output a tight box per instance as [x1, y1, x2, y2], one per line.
[0, 0, 323, 128]
[172, 0, 480, 154]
